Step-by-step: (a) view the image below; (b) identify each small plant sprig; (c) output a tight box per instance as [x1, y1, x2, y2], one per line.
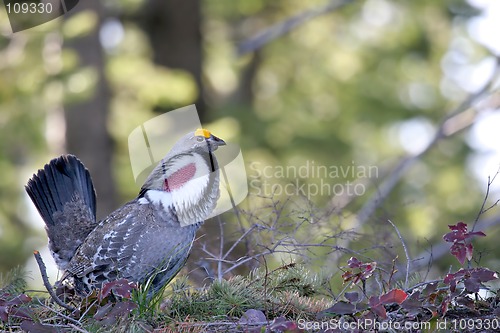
[341, 257, 376, 294]
[92, 279, 138, 326]
[441, 222, 498, 296]
[442, 221, 485, 265]
[0, 292, 32, 324]
[321, 218, 499, 323]
[323, 257, 408, 319]
[443, 267, 497, 293]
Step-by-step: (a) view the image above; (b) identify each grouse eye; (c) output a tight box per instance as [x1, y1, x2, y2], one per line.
[196, 136, 204, 142]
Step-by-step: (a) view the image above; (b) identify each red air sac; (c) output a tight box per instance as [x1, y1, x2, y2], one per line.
[164, 163, 196, 192]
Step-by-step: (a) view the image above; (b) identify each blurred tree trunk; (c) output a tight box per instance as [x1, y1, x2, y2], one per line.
[138, 0, 241, 284]
[138, 0, 206, 120]
[64, 0, 117, 219]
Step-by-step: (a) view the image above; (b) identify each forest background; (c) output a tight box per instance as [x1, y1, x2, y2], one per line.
[0, 0, 499, 294]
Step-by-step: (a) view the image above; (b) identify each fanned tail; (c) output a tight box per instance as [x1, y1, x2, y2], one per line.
[26, 155, 98, 270]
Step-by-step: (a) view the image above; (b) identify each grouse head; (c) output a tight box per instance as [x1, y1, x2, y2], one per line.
[139, 128, 226, 226]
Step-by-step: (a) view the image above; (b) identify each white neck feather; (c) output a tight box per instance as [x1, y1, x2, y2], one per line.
[139, 154, 219, 227]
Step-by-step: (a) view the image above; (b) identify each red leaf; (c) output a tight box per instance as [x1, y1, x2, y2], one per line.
[341, 270, 354, 282]
[347, 257, 362, 268]
[444, 273, 458, 292]
[465, 243, 474, 262]
[0, 294, 33, 323]
[449, 222, 468, 233]
[422, 282, 437, 296]
[0, 305, 8, 322]
[450, 242, 467, 264]
[362, 262, 377, 279]
[113, 281, 137, 299]
[369, 296, 387, 319]
[379, 289, 408, 305]
[345, 291, 361, 303]
[343, 258, 377, 286]
[99, 279, 137, 301]
[368, 295, 380, 307]
[324, 301, 357, 315]
[471, 268, 498, 282]
[106, 301, 137, 318]
[100, 282, 114, 300]
[401, 291, 421, 314]
[7, 294, 32, 306]
[440, 298, 450, 316]
[467, 231, 486, 238]
[443, 273, 454, 284]
[443, 232, 458, 242]
[444, 222, 486, 242]
[269, 317, 300, 332]
[464, 277, 482, 293]
[456, 296, 475, 309]
[443, 268, 497, 294]
[93, 303, 113, 321]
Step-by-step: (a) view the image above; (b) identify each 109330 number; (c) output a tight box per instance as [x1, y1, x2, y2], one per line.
[6, 2, 53, 14]
[451, 318, 500, 330]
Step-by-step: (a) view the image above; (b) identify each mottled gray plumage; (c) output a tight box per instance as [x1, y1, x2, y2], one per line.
[26, 130, 225, 295]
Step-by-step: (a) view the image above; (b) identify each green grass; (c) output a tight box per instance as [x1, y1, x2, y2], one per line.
[0, 263, 332, 332]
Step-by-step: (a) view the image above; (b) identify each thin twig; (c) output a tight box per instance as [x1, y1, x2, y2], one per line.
[412, 213, 500, 271]
[36, 299, 82, 327]
[222, 224, 257, 261]
[205, 195, 359, 278]
[405, 279, 442, 293]
[33, 250, 76, 312]
[221, 165, 252, 257]
[387, 220, 410, 289]
[67, 324, 91, 333]
[238, 0, 355, 55]
[334, 279, 354, 302]
[262, 255, 270, 320]
[481, 198, 500, 216]
[472, 165, 500, 231]
[472, 176, 493, 230]
[217, 216, 224, 281]
[356, 61, 500, 228]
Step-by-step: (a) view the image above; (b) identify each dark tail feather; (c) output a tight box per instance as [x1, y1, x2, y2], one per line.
[25, 155, 96, 226]
[25, 155, 97, 269]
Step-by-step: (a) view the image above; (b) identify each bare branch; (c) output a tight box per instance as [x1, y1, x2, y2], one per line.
[405, 279, 442, 293]
[201, 195, 359, 279]
[217, 216, 224, 281]
[413, 212, 500, 271]
[238, 0, 355, 56]
[67, 324, 91, 333]
[222, 224, 258, 261]
[472, 164, 500, 231]
[387, 220, 410, 289]
[356, 59, 500, 228]
[36, 299, 82, 328]
[33, 250, 76, 312]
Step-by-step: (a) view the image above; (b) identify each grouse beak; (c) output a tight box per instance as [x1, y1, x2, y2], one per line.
[206, 133, 225, 152]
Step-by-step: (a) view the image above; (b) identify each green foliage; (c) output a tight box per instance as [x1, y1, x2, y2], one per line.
[1, 0, 499, 331]
[0, 0, 498, 293]
[131, 271, 169, 321]
[0, 266, 27, 295]
[166, 263, 330, 321]
[0, 219, 497, 331]
[203, 0, 493, 254]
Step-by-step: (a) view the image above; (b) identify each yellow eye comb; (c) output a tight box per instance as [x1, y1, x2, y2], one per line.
[195, 128, 211, 138]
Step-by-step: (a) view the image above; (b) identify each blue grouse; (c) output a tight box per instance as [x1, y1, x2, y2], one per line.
[26, 129, 225, 295]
